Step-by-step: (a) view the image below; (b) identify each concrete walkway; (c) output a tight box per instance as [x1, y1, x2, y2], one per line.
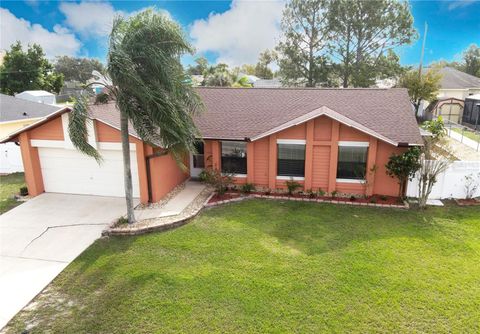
[0, 193, 133, 330]
[134, 181, 206, 221]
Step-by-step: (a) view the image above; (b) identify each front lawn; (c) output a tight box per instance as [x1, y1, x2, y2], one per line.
[6, 200, 480, 333]
[0, 172, 25, 214]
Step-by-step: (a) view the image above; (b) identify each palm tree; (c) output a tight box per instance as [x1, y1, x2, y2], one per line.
[68, 9, 203, 223]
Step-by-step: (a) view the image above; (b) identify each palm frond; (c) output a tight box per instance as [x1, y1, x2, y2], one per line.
[68, 95, 102, 162]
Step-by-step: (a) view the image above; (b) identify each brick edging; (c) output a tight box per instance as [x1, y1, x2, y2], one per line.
[102, 192, 215, 236]
[205, 194, 409, 209]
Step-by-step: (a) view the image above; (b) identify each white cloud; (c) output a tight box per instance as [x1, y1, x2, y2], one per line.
[59, 1, 171, 38]
[0, 8, 81, 58]
[447, 0, 476, 11]
[59, 1, 118, 37]
[190, 0, 284, 66]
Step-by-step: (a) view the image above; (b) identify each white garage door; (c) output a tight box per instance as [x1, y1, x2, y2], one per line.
[38, 147, 140, 198]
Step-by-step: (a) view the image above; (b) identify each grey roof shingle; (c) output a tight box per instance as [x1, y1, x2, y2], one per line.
[429, 67, 480, 89]
[0, 93, 62, 123]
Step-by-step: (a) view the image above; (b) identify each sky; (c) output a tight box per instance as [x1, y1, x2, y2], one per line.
[1, 0, 479, 68]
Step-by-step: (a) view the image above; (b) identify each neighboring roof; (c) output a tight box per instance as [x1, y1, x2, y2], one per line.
[0, 93, 62, 123]
[0, 107, 70, 143]
[253, 78, 282, 88]
[426, 67, 480, 90]
[15, 90, 55, 97]
[194, 87, 422, 145]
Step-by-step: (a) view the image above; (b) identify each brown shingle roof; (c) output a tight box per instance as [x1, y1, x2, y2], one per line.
[194, 87, 422, 145]
[67, 87, 421, 146]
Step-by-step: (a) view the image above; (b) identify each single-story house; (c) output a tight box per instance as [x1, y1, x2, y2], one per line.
[434, 67, 480, 100]
[0, 94, 64, 173]
[1, 87, 422, 203]
[420, 67, 480, 121]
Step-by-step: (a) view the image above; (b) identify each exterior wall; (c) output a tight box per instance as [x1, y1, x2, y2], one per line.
[148, 149, 189, 202]
[29, 116, 64, 140]
[10, 114, 188, 205]
[0, 118, 41, 138]
[205, 115, 405, 197]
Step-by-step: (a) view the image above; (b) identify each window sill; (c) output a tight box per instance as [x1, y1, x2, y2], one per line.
[277, 176, 305, 181]
[336, 178, 365, 184]
[222, 173, 247, 178]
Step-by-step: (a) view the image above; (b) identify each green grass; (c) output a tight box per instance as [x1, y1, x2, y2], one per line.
[0, 172, 25, 214]
[6, 200, 480, 333]
[451, 127, 480, 142]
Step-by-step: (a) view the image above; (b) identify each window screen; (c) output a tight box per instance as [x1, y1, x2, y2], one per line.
[336, 146, 368, 179]
[277, 144, 305, 177]
[221, 141, 247, 174]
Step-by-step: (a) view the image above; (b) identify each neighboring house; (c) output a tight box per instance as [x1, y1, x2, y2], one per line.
[15, 90, 56, 105]
[434, 67, 480, 100]
[1, 87, 422, 203]
[421, 67, 480, 122]
[0, 94, 63, 173]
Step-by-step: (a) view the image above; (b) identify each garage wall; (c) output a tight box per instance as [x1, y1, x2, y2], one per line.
[14, 112, 190, 204]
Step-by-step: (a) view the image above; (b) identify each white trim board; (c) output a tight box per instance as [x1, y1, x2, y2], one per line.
[277, 176, 305, 181]
[30, 140, 136, 151]
[336, 178, 365, 184]
[277, 139, 306, 145]
[338, 141, 369, 147]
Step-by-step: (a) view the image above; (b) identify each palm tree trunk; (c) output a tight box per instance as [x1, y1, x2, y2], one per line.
[120, 111, 135, 223]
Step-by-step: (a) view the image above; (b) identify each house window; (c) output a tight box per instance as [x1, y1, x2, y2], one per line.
[336, 145, 368, 180]
[277, 142, 305, 178]
[221, 141, 247, 175]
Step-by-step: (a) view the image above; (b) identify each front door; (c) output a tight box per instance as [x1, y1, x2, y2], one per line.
[190, 141, 205, 178]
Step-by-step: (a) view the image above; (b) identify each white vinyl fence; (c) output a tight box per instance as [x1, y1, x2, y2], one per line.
[407, 161, 480, 200]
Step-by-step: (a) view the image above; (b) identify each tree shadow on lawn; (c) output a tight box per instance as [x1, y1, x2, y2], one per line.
[220, 199, 472, 257]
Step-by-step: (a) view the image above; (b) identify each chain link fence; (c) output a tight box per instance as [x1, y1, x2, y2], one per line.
[444, 119, 480, 152]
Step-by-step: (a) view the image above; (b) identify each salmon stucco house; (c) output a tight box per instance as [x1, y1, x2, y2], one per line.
[1, 88, 422, 204]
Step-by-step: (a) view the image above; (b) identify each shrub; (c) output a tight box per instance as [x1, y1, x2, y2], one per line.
[317, 188, 326, 197]
[380, 195, 388, 201]
[200, 168, 234, 195]
[117, 216, 128, 225]
[241, 183, 255, 193]
[94, 92, 110, 104]
[350, 195, 356, 201]
[285, 179, 301, 195]
[331, 190, 338, 198]
[370, 196, 377, 203]
[19, 186, 28, 196]
[265, 188, 271, 195]
[198, 170, 208, 182]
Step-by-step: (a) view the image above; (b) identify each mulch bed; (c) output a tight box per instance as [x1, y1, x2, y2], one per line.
[455, 198, 480, 206]
[208, 190, 402, 206]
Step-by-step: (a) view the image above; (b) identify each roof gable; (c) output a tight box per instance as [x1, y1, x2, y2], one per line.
[195, 87, 422, 145]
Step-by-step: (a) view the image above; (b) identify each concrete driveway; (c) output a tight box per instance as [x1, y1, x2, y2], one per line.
[0, 193, 129, 329]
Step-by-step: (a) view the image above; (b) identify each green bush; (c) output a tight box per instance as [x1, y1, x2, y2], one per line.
[19, 186, 28, 196]
[305, 189, 316, 198]
[380, 195, 388, 201]
[201, 168, 234, 195]
[241, 183, 255, 193]
[317, 188, 326, 197]
[285, 179, 301, 195]
[370, 196, 377, 203]
[331, 190, 338, 198]
[350, 195, 356, 201]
